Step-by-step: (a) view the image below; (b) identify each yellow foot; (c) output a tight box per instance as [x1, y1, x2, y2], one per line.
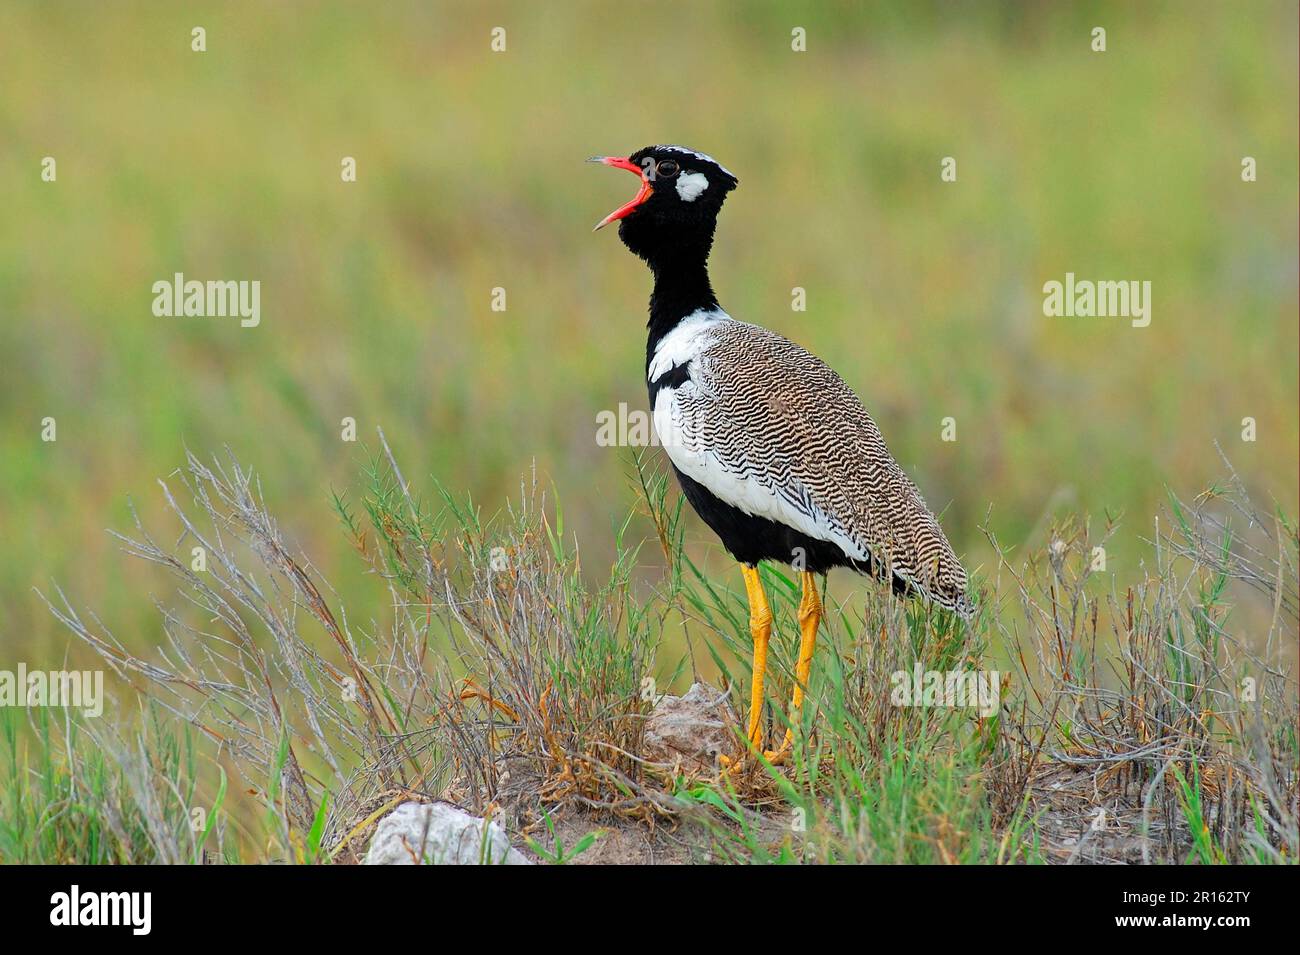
[719, 746, 763, 774]
[718, 743, 789, 774]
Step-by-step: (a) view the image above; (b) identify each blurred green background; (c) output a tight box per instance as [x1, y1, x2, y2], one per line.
[2, 1, 1297, 665]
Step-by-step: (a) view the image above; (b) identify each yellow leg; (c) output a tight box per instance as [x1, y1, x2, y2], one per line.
[766, 571, 821, 762]
[720, 564, 772, 770]
[741, 564, 772, 748]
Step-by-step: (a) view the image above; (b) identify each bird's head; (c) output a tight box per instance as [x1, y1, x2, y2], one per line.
[589, 145, 738, 266]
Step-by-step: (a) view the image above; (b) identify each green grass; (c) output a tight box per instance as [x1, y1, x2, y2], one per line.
[6, 444, 1295, 864]
[0, 704, 223, 864]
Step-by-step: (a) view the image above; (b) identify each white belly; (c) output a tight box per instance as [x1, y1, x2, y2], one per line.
[651, 384, 868, 563]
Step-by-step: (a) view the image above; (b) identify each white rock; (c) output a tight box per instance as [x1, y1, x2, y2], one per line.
[363, 801, 532, 865]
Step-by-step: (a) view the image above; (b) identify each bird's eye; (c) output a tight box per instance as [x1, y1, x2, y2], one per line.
[656, 159, 680, 179]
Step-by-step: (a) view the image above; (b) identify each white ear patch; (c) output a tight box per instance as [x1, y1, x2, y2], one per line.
[675, 171, 710, 202]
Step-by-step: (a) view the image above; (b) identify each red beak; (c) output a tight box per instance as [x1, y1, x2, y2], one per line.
[589, 156, 652, 231]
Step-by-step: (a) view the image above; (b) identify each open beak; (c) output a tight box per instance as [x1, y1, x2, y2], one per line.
[588, 156, 652, 231]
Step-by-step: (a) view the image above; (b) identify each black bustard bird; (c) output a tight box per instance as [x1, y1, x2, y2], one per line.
[591, 145, 973, 764]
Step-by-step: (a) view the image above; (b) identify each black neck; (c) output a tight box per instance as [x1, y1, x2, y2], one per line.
[645, 252, 718, 369]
